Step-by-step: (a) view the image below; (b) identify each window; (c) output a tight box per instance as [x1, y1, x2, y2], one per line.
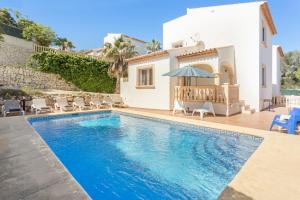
[136, 65, 154, 88]
[261, 65, 266, 87]
[262, 26, 265, 42]
[261, 22, 267, 46]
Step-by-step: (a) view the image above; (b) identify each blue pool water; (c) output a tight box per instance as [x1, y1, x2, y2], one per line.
[28, 111, 262, 200]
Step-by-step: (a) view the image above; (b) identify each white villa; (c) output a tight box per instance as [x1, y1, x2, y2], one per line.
[120, 1, 284, 115]
[85, 33, 148, 57]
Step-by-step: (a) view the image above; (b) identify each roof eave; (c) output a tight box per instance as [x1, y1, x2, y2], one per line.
[176, 48, 218, 60]
[126, 51, 169, 64]
[277, 46, 284, 57]
[261, 2, 277, 35]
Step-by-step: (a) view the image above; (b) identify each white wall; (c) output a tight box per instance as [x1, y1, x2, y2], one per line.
[272, 45, 282, 96]
[104, 33, 122, 44]
[259, 12, 274, 110]
[120, 57, 171, 109]
[104, 33, 147, 55]
[130, 38, 148, 55]
[163, 2, 271, 111]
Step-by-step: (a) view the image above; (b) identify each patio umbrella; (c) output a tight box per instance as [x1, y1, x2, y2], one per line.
[162, 65, 215, 78]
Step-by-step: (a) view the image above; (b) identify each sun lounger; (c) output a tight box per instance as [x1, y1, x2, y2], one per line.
[31, 98, 52, 114]
[89, 96, 105, 109]
[110, 95, 128, 108]
[2, 100, 25, 117]
[270, 107, 300, 134]
[172, 100, 187, 115]
[192, 102, 215, 120]
[102, 96, 113, 108]
[54, 97, 73, 112]
[73, 97, 91, 111]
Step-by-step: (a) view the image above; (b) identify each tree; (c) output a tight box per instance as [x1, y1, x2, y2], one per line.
[146, 39, 161, 53]
[294, 68, 300, 81]
[54, 37, 75, 51]
[281, 51, 300, 88]
[0, 8, 17, 27]
[22, 23, 56, 46]
[103, 36, 137, 93]
[17, 18, 34, 30]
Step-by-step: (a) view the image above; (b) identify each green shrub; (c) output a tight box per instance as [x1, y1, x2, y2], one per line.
[29, 52, 116, 93]
[0, 88, 30, 100]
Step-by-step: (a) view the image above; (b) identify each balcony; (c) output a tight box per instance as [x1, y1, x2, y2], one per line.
[174, 84, 239, 105]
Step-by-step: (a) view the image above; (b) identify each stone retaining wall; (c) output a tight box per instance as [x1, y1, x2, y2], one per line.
[0, 35, 34, 66]
[0, 65, 78, 91]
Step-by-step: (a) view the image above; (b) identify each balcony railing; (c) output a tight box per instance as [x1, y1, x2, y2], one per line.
[174, 84, 239, 105]
[33, 44, 96, 59]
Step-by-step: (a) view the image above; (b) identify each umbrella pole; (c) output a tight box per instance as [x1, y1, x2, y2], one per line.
[179, 77, 184, 101]
[179, 77, 184, 86]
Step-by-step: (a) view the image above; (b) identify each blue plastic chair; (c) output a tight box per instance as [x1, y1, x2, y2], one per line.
[270, 108, 300, 134]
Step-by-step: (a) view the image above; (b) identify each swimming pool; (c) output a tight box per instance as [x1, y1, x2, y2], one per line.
[28, 111, 262, 200]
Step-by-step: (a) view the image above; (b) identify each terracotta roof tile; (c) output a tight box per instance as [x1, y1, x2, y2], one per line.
[176, 48, 218, 59]
[126, 50, 169, 63]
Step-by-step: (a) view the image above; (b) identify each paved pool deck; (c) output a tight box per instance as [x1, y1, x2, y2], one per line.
[116, 108, 300, 200]
[1, 108, 300, 200]
[123, 107, 291, 132]
[0, 116, 90, 200]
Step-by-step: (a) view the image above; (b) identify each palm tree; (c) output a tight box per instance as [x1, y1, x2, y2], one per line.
[55, 37, 75, 51]
[146, 39, 161, 53]
[103, 36, 137, 93]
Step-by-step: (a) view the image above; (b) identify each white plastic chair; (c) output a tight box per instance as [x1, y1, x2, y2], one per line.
[54, 97, 73, 112]
[89, 96, 105, 109]
[192, 102, 215, 120]
[102, 96, 113, 108]
[110, 95, 128, 108]
[172, 100, 187, 115]
[31, 98, 52, 114]
[73, 97, 91, 111]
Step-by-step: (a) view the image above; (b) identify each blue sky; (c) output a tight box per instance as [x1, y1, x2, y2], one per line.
[0, 0, 299, 52]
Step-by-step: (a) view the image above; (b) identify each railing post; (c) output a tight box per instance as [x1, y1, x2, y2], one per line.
[222, 84, 230, 116]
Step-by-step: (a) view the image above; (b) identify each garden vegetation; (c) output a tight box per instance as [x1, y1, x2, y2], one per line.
[29, 52, 116, 93]
[0, 8, 73, 48]
[281, 50, 300, 89]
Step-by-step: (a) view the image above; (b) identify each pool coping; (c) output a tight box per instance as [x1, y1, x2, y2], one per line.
[0, 115, 92, 199]
[28, 109, 258, 199]
[25, 117, 93, 200]
[112, 108, 300, 200]
[4, 108, 300, 200]
[24, 109, 114, 199]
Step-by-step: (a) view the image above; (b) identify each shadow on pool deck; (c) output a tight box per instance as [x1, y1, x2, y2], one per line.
[0, 116, 89, 200]
[218, 186, 253, 200]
